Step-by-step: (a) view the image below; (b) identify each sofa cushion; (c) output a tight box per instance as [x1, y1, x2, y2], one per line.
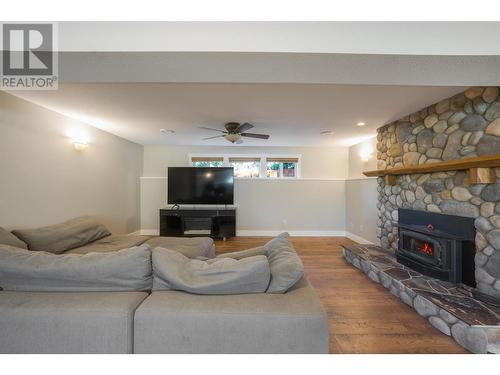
[0, 291, 148, 353]
[0, 227, 27, 249]
[145, 236, 215, 258]
[152, 247, 270, 295]
[66, 234, 150, 254]
[12, 217, 111, 254]
[265, 232, 304, 293]
[134, 277, 329, 354]
[0, 244, 152, 292]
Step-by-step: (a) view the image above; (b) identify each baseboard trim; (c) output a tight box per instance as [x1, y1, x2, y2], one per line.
[236, 230, 346, 237]
[345, 231, 374, 245]
[134, 229, 375, 243]
[133, 229, 347, 237]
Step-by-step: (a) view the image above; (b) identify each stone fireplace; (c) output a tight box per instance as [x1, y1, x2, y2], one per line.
[375, 86, 500, 299]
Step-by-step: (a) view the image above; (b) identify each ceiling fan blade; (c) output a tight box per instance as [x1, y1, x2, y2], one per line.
[202, 135, 226, 140]
[237, 122, 254, 133]
[199, 126, 227, 133]
[241, 133, 270, 139]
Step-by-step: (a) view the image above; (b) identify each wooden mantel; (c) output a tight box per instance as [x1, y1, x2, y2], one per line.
[363, 154, 500, 185]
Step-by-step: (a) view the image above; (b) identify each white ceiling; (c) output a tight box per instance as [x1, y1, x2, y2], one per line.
[59, 22, 500, 55]
[12, 83, 465, 147]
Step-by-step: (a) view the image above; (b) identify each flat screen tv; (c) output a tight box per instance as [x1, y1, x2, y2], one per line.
[168, 167, 234, 205]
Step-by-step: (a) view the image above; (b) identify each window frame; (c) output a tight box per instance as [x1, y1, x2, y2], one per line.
[188, 153, 301, 179]
[190, 156, 224, 168]
[265, 157, 300, 180]
[228, 157, 262, 178]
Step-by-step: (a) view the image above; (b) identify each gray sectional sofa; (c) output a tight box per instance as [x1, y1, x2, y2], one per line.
[134, 277, 328, 354]
[0, 291, 148, 354]
[0, 218, 328, 354]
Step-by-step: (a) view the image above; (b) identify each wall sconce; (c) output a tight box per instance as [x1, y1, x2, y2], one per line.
[73, 142, 88, 151]
[67, 128, 90, 152]
[360, 144, 374, 162]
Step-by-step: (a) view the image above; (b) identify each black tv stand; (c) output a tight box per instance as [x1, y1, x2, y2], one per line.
[159, 207, 236, 240]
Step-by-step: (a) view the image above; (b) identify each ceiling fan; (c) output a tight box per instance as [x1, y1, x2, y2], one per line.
[200, 122, 270, 144]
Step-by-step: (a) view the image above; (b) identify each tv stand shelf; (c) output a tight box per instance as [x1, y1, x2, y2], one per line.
[159, 207, 236, 239]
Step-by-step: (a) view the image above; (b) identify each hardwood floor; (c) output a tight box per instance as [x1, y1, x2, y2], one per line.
[215, 236, 468, 354]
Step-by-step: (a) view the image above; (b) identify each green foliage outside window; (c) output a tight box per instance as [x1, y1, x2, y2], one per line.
[192, 161, 223, 167]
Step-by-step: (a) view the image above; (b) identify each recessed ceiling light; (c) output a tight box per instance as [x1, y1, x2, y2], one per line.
[357, 122, 366, 127]
[320, 130, 334, 136]
[160, 129, 175, 134]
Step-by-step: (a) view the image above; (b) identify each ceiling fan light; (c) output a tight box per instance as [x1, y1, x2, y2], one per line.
[225, 133, 241, 143]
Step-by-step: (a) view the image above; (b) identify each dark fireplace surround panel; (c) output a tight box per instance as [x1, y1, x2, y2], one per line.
[396, 208, 476, 287]
[375, 86, 500, 299]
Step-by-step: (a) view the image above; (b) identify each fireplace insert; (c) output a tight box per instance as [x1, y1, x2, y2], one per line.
[397, 209, 476, 287]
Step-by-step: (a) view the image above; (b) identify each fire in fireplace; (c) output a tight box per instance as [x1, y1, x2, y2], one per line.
[397, 209, 476, 287]
[412, 238, 433, 257]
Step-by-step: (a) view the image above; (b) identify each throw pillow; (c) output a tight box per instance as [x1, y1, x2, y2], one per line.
[265, 232, 304, 293]
[152, 247, 270, 294]
[12, 216, 111, 254]
[0, 244, 152, 292]
[0, 227, 28, 249]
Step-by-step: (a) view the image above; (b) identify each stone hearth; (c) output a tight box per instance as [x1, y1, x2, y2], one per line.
[375, 86, 500, 298]
[342, 243, 500, 353]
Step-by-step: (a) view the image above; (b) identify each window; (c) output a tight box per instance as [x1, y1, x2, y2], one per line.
[189, 154, 300, 179]
[229, 157, 260, 178]
[266, 158, 299, 178]
[191, 157, 224, 168]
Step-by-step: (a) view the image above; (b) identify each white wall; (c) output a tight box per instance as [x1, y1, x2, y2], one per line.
[141, 145, 348, 235]
[143, 145, 348, 178]
[0, 92, 143, 234]
[345, 179, 378, 243]
[345, 137, 378, 244]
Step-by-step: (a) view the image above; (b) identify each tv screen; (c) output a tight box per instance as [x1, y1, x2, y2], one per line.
[168, 167, 234, 205]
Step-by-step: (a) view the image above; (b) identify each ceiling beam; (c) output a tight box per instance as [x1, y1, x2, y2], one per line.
[60, 52, 500, 86]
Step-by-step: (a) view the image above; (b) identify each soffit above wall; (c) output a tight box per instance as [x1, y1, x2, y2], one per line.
[59, 52, 500, 86]
[55, 22, 500, 85]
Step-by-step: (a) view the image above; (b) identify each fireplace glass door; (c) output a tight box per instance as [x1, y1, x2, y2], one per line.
[400, 230, 441, 267]
[409, 237, 434, 257]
